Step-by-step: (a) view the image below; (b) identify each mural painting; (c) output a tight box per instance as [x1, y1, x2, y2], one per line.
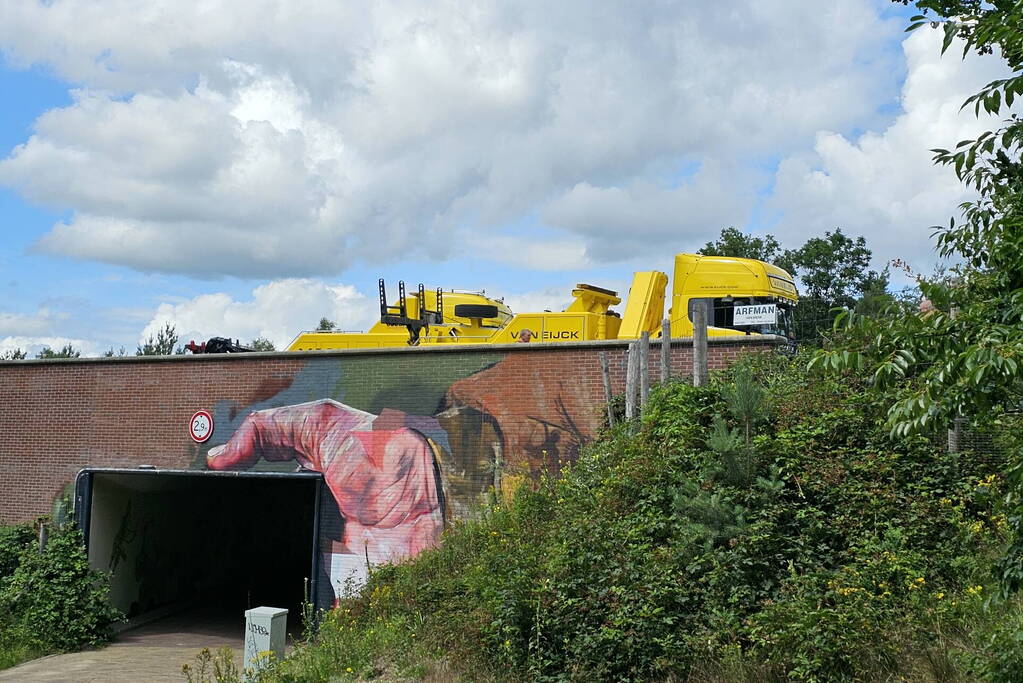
[198, 352, 600, 605]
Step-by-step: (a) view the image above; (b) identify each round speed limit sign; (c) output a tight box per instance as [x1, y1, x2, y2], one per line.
[189, 410, 214, 443]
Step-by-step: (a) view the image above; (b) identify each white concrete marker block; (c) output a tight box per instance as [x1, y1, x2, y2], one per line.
[244, 606, 288, 679]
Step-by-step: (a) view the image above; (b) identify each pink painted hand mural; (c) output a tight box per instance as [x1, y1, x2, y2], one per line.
[207, 399, 444, 595]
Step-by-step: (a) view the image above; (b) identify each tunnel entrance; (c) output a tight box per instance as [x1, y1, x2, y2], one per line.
[75, 468, 323, 635]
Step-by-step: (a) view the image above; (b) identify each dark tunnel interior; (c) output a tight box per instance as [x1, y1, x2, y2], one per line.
[83, 471, 320, 630]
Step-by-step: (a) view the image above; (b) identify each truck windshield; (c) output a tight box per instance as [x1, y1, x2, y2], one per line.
[688, 297, 796, 339]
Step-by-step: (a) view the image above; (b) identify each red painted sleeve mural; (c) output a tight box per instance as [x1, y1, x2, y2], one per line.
[207, 399, 444, 595]
[202, 353, 602, 602]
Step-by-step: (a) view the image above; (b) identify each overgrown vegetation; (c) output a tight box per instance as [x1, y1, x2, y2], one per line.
[182, 646, 244, 682]
[241, 351, 1016, 681]
[810, 3, 1023, 679]
[0, 521, 121, 670]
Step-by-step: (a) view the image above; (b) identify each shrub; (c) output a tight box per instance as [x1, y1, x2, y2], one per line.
[260, 351, 1011, 681]
[0, 523, 121, 659]
[0, 523, 34, 579]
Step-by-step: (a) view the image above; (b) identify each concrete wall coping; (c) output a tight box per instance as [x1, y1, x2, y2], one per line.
[0, 334, 788, 367]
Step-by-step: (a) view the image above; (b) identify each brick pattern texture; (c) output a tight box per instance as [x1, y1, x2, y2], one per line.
[0, 338, 779, 524]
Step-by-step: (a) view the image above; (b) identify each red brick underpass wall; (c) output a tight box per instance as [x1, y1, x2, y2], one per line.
[0, 336, 781, 525]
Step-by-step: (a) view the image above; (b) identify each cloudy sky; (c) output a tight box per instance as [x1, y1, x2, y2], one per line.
[0, 0, 1010, 356]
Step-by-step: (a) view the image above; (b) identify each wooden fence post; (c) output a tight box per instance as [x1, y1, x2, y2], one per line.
[640, 331, 650, 409]
[693, 305, 708, 387]
[660, 318, 671, 383]
[947, 306, 962, 453]
[625, 341, 638, 419]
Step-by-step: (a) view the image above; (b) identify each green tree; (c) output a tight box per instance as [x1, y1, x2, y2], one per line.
[249, 337, 275, 351]
[721, 365, 770, 448]
[0, 349, 27, 360]
[136, 323, 180, 356]
[815, 3, 1023, 637]
[36, 344, 80, 359]
[785, 228, 889, 341]
[698, 227, 798, 272]
[317, 317, 336, 331]
[787, 229, 885, 308]
[706, 365, 771, 487]
[833, 3, 1023, 435]
[103, 347, 128, 358]
[854, 274, 901, 318]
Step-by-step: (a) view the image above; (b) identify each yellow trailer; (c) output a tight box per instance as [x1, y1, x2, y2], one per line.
[285, 254, 797, 351]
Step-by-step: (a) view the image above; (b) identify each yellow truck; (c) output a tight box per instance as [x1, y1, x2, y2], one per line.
[285, 253, 797, 351]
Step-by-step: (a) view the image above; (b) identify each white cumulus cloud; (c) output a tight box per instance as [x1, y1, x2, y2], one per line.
[140, 279, 376, 350]
[467, 235, 591, 272]
[542, 162, 756, 261]
[0, 336, 101, 358]
[0, 0, 905, 277]
[0, 308, 63, 337]
[768, 27, 1013, 272]
[0, 308, 104, 357]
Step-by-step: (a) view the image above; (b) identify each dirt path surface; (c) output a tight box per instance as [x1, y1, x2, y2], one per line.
[0, 608, 250, 682]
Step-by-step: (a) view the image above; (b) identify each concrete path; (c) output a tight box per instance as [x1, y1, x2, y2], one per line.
[0, 608, 269, 682]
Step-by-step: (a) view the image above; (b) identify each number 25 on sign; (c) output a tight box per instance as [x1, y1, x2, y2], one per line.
[189, 410, 214, 443]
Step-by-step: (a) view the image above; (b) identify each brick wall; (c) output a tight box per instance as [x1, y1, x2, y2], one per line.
[0, 336, 780, 524]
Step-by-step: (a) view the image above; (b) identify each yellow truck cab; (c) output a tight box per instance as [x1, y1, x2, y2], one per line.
[285, 254, 797, 351]
[668, 254, 798, 339]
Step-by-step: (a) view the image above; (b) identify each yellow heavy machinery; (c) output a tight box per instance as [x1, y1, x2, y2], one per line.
[285, 253, 797, 351]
